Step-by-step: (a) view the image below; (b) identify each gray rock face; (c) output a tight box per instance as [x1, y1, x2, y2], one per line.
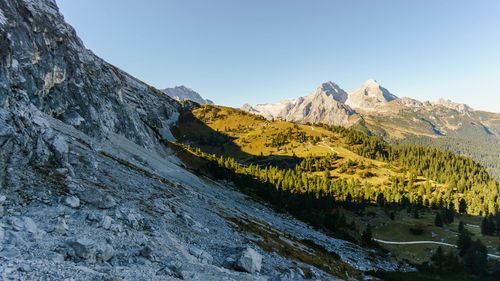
[346, 79, 398, 111]
[0, 0, 179, 151]
[236, 248, 262, 273]
[282, 85, 356, 126]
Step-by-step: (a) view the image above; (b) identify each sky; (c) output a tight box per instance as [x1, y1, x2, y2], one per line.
[56, 0, 500, 112]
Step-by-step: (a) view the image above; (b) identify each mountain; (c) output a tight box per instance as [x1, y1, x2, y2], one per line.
[345, 79, 398, 111]
[243, 79, 500, 179]
[0, 0, 405, 280]
[252, 98, 296, 120]
[282, 82, 356, 126]
[244, 82, 357, 126]
[162, 85, 214, 104]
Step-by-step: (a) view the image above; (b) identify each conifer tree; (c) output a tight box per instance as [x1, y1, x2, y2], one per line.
[434, 212, 443, 227]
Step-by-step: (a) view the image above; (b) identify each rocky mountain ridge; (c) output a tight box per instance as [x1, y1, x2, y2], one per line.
[242, 79, 475, 124]
[162, 86, 214, 105]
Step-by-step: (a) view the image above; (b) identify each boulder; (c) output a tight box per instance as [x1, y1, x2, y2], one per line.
[158, 259, 183, 279]
[55, 219, 69, 234]
[0, 245, 20, 259]
[96, 242, 114, 262]
[4, 230, 26, 247]
[23, 217, 38, 233]
[67, 238, 96, 263]
[64, 196, 80, 208]
[8, 216, 24, 231]
[100, 194, 117, 209]
[236, 247, 262, 273]
[79, 188, 116, 209]
[189, 247, 213, 264]
[140, 245, 154, 261]
[101, 215, 113, 230]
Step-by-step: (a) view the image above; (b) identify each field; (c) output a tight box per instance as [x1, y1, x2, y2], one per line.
[344, 205, 500, 264]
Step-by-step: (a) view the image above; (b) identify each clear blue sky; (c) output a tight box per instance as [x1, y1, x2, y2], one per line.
[56, 0, 500, 112]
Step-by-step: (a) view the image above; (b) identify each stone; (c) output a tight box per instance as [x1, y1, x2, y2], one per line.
[4, 230, 26, 247]
[296, 267, 305, 278]
[79, 188, 116, 209]
[96, 243, 114, 262]
[50, 134, 69, 155]
[55, 168, 69, 176]
[125, 213, 141, 230]
[67, 238, 96, 263]
[101, 215, 113, 230]
[236, 247, 262, 273]
[8, 216, 24, 231]
[0, 195, 6, 202]
[86, 212, 102, 222]
[33, 229, 46, 241]
[48, 251, 65, 263]
[140, 245, 154, 261]
[23, 216, 38, 233]
[100, 194, 116, 209]
[110, 224, 122, 233]
[189, 247, 213, 264]
[55, 219, 69, 234]
[64, 196, 80, 208]
[159, 259, 183, 279]
[0, 245, 20, 259]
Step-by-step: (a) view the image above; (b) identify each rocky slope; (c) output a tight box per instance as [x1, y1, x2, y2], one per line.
[162, 86, 214, 105]
[0, 0, 405, 280]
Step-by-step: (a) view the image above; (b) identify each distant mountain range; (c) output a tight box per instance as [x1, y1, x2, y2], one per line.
[241, 79, 474, 125]
[241, 79, 500, 179]
[161, 86, 214, 105]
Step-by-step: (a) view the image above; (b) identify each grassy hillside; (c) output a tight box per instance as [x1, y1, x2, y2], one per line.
[173, 104, 499, 215]
[173, 105, 446, 192]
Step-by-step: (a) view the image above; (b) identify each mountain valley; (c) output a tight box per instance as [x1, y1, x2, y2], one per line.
[1, 0, 500, 280]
